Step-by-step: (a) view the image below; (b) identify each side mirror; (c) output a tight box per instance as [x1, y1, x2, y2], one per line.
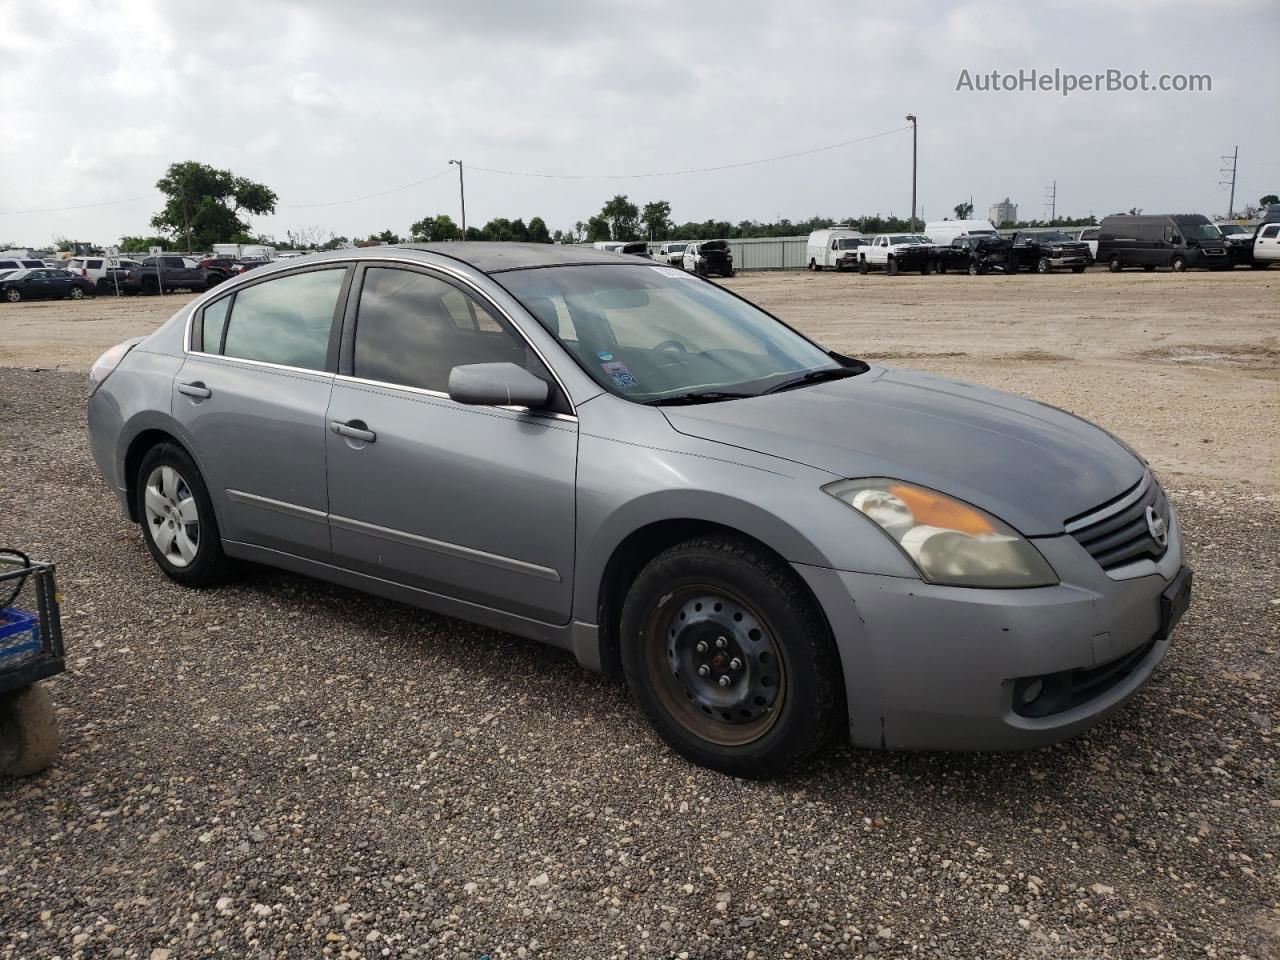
[448, 362, 549, 409]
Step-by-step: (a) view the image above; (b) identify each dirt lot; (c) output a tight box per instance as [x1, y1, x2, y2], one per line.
[1, 271, 1277, 959]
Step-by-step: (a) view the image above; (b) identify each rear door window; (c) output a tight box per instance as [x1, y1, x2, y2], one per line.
[218, 268, 347, 370]
[87, 259, 103, 269]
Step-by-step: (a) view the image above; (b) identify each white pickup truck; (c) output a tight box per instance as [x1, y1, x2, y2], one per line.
[857, 234, 934, 276]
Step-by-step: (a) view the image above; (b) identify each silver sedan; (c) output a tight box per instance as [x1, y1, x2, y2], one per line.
[86, 244, 1191, 776]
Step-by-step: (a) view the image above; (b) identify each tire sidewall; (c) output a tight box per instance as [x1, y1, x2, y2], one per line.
[619, 542, 838, 777]
[136, 443, 227, 587]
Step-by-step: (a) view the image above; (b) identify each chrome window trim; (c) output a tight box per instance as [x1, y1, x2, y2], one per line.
[182, 254, 577, 417]
[1063, 472, 1152, 534]
[333, 373, 577, 424]
[329, 513, 561, 582]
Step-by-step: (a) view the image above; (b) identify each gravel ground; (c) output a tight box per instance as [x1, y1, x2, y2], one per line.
[1, 320, 1278, 956]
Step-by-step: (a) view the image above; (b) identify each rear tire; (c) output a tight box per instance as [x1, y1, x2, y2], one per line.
[68, 286, 85, 300]
[619, 536, 842, 778]
[0, 684, 60, 777]
[808, 259, 816, 271]
[136, 443, 233, 587]
[1109, 257, 1124, 273]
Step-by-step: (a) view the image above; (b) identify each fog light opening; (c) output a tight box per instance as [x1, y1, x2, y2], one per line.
[1020, 677, 1045, 707]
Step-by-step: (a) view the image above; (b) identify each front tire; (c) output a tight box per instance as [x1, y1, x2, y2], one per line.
[1171, 255, 1187, 272]
[619, 536, 842, 778]
[136, 443, 232, 587]
[858, 260, 869, 274]
[887, 258, 899, 276]
[1037, 257, 1051, 274]
[4, 288, 21, 302]
[0, 684, 60, 777]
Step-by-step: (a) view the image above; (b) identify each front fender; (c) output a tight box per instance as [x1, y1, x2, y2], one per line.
[571, 427, 917, 624]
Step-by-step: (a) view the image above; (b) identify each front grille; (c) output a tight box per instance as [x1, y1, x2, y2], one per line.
[1066, 476, 1169, 572]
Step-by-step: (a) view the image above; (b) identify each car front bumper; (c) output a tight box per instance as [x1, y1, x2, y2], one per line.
[794, 510, 1188, 751]
[1046, 255, 1090, 267]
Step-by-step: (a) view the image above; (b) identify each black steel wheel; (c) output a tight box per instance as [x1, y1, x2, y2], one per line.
[620, 536, 842, 777]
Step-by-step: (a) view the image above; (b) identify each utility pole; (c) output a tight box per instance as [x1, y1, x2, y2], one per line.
[1044, 180, 1057, 223]
[1219, 146, 1238, 220]
[905, 115, 918, 231]
[448, 159, 467, 239]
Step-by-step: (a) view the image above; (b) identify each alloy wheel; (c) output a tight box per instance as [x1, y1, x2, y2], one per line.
[143, 465, 200, 568]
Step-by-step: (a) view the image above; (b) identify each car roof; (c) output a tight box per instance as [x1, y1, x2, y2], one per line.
[386, 242, 643, 274]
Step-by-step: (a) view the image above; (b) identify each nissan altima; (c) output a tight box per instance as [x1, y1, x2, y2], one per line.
[86, 244, 1192, 777]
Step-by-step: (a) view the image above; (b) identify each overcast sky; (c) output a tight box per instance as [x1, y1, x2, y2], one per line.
[1, 0, 1276, 247]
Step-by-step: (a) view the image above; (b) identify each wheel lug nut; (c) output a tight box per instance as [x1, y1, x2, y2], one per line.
[695, 640, 708, 653]
[716, 636, 728, 649]
[698, 665, 710, 677]
[730, 658, 743, 671]
[718, 675, 731, 687]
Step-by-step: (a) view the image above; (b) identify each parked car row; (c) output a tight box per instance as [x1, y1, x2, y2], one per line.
[595, 239, 736, 277]
[1, 252, 280, 303]
[807, 212, 1278, 278]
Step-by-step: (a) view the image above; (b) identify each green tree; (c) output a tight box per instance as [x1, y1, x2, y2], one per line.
[409, 214, 461, 242]
[600, 195, 640, 241]
[119, 234, 172, 253]
[1261, 194, 1279, 206]
[586, 214, 611, 242]
[527, 217, 552, 243]
[953, 201, 974, 219]
[641, 200, 672, 240]
[368, 230, 401, 245]
[150, 161, 276, 250]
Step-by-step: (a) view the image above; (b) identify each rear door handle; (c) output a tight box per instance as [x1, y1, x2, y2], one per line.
[177, 381, 212, 399]
[330, 420, 376, 443]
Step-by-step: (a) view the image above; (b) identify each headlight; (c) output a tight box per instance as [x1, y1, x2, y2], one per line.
[823, 478, 1058, 588]
[89, 339, 140, 394]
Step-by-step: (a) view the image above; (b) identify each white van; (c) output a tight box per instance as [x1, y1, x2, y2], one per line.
[806, 228, 864, 271]
[923, 219, 1000, 248]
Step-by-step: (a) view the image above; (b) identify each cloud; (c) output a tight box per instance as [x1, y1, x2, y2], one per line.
[0, 0, 1274, 246]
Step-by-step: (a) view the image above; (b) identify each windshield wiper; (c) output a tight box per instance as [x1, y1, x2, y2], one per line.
[763, 367, 859, 395]
[644, 390, 756, 406]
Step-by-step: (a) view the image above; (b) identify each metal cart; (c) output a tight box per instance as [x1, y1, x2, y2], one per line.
[0, 551, 65, 776]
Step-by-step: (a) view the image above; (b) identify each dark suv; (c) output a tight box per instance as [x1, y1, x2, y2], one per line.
[124, 256, 211, 294]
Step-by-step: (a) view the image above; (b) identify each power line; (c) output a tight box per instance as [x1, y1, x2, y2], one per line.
[279, 169, 453, 208]
[466, 125, 912, 180]
[0, 194, 161, 216]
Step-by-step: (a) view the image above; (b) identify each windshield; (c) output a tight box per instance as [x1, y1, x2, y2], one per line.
[667, 243, 687, 253]
[835, 238, 862, 249]
[1037, 232, 1072, 242]
[888, 235, 919, 244]
[499, 264, 845, 403]
[1177, 222, 1220, 241]
[968, 229, 996, 237]
[1217, 225, 1247, 236]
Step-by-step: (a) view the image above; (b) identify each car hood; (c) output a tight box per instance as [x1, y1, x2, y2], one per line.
[661, 366, 1144, 536]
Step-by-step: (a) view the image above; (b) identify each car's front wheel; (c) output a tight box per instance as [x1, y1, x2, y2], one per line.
[4, 288, 21, 302]
[620, 536, 842, 778]
[1170, 255, 1187, 272]
[136, 443, 231, 587]
[1037, 257, 1051, 273]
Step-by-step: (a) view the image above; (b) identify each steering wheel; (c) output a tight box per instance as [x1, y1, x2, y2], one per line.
[653, 339, 688, 353]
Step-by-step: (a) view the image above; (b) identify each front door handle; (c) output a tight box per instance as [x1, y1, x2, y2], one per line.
[177, 381, 212, 399]
[330, 420, 376, 443]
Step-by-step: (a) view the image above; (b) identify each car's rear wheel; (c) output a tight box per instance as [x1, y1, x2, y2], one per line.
[4, 289, 21, 302]
[808, 259, 817, 271]
[68, 286, 85, 300]
[136, 443, 231, 587]
[620, 536, 842, 778]
[1109, 257, 1124, 273]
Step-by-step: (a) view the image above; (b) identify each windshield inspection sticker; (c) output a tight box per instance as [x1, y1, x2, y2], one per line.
[601, 360, 639, 389]
[596, 351, 614, 361]
[650, 265, 694, 279]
